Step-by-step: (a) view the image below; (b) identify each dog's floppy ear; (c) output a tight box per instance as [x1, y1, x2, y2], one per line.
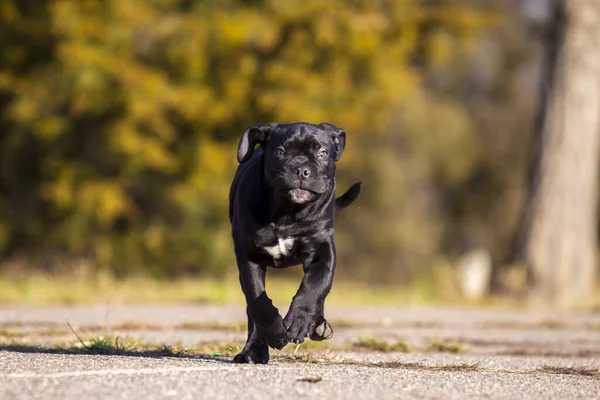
[237, 123, 278, 163]
[319, 122, 346, 161]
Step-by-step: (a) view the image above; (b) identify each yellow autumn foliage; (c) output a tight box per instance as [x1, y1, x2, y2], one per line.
[0, 0, 524, 280]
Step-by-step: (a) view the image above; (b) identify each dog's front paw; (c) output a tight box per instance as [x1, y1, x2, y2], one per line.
[256, 315, 289, 350]
[283, 307, 320, 344]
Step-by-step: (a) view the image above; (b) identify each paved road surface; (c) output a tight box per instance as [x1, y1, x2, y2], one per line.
[0, 305, 598, 399]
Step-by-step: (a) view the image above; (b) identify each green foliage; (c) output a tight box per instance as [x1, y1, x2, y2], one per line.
[0, 0, 528, 280]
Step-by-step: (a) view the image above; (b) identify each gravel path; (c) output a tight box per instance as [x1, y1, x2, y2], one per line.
[0, 305, 598, 399]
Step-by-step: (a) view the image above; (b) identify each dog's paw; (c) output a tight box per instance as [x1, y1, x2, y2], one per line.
[248, 342, 270, 364]
[233, 342, 270, 364]
[256, 315, 289, 350]
[283, 307, 319, 344]
[309, 320, 334, 341]
[233, 352, 250, 363]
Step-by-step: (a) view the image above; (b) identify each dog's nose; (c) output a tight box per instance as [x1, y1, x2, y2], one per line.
[294, 167, 310, 178]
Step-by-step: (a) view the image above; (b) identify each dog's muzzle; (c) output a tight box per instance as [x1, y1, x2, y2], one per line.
[287, 188, 314, 203]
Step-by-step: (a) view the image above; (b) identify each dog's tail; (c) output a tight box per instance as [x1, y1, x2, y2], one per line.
[335, 182, 361, 212]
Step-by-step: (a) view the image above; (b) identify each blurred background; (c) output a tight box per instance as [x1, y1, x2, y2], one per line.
[0, 0, 598, 308]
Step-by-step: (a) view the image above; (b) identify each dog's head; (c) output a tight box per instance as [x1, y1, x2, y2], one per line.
[237, 122, 346, 204]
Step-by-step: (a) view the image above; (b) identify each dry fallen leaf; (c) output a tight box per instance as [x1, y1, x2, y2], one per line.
[297, 377, 323, 384]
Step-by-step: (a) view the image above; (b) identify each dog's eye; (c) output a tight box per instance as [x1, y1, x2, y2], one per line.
[317, 149, 329, 159]
[276, 147, 286, 157]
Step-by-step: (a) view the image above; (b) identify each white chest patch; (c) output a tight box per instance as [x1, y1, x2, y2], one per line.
[264, 237, 295, 259]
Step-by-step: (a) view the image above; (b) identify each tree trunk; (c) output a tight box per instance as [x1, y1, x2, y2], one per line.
[523, 0, 600, 307]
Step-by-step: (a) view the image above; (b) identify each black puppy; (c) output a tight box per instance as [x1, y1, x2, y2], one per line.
[229, 122, 360, 364]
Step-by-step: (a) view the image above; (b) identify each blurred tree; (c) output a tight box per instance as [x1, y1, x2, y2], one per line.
[519, 0, 600, 306]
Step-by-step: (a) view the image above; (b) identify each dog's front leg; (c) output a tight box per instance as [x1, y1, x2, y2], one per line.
[233, 267, 270, 364]
[284, 242, 335, 343]
[237, 257, 288, 352]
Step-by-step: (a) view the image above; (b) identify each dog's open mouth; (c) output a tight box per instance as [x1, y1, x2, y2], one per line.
[287, 188, 314, 203]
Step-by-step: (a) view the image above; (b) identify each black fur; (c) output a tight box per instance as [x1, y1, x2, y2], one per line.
[229, 122, 360, 364]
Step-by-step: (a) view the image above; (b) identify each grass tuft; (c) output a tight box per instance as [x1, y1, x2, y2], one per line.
[353, 337, 411, 352]
[429, 338, 464, 353]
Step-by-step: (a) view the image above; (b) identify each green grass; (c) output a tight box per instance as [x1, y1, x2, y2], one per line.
[353, 337, 411, 352]
[0, 274, 385, 305]
[0, 328, 24, 338]
[0, 271, 527, 307]
[0, 327, 71, 338]
[0, 274, 234, 305]
[429, 338, 464, 353]
[290, 340, 336, 352]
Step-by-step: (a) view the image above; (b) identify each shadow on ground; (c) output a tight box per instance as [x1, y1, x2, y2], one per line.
[0, 341, 234, 364]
